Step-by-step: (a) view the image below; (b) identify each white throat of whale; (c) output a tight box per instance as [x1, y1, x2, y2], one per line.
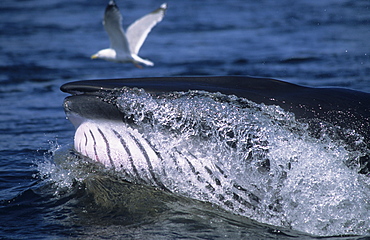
[73, 118, 166, 188]
[65, 87, 370, 235]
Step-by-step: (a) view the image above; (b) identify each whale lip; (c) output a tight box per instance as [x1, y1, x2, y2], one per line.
[63, 94, 124, 128]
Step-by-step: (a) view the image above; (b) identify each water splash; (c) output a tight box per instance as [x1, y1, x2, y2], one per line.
[35, 142, 105, 196]
[35, 146, 76, 195]
[111, 88, 370, 236]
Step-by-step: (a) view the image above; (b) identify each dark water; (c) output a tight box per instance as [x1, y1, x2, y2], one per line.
[0, 0, 369, 239]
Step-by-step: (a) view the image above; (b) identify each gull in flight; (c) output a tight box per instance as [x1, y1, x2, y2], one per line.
[91, 1, 167, 68]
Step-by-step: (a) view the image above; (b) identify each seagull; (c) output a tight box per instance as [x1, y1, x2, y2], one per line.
[91, 1, 167, 68]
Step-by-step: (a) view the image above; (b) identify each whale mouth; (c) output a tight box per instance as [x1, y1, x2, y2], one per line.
[61, 76, 370, 174]
[61, 76, 370, 236]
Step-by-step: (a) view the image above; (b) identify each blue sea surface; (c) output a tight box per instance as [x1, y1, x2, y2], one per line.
[0, 0, 369, 239]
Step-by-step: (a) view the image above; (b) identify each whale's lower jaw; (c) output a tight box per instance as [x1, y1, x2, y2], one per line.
[73, 118, 267, 217]
[74, 119, 165, 187]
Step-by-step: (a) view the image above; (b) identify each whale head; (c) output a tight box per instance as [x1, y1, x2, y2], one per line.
[61, 76, 370, 230]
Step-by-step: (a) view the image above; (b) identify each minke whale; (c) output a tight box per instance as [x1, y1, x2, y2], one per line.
[61, 76, 370, 222]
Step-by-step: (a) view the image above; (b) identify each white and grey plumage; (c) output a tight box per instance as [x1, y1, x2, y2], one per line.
[91, 1, 167, 68]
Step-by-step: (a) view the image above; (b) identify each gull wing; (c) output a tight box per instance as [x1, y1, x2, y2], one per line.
[126, 3, 167, 55]
[103, 0, 131, 54]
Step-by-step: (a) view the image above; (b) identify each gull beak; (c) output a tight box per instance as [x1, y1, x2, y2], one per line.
[91, 54, 98, 59]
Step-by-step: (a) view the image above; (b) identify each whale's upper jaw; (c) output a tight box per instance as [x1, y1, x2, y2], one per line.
[61, 76, 370, 134]
[60, 76, 302, 98]
[60, 75, 299, 127]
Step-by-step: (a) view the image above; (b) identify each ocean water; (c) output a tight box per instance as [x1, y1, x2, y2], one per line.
[0, 0, 369, 239]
